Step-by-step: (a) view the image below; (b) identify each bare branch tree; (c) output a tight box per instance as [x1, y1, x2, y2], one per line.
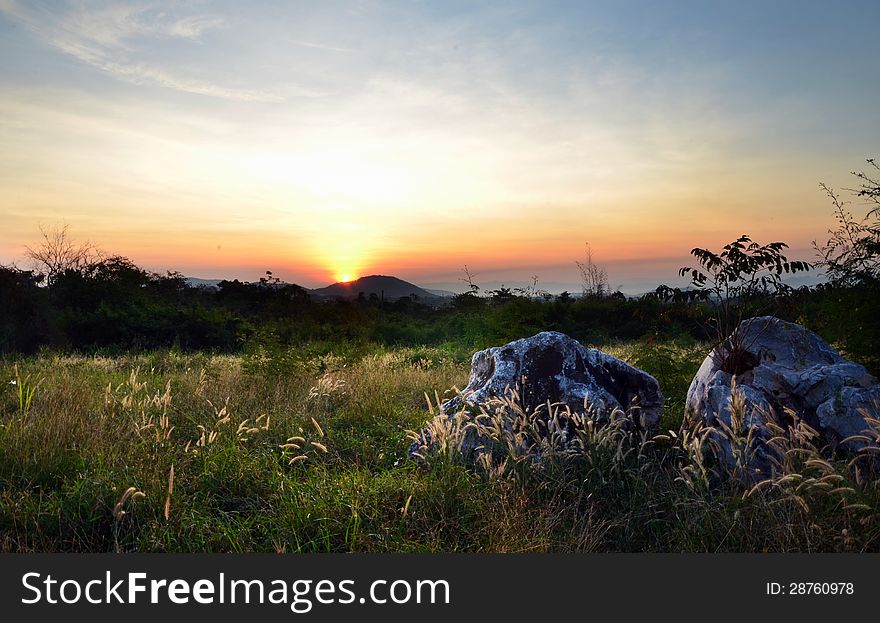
[813, 159, 880, 287]
[576, 242, 609, 299]
[513, 274, 549, 299]
[24, 224, 100, 284]
[459, 265, 481, 295]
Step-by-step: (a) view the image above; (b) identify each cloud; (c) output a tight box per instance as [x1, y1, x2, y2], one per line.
[0, 0, 288, 102]
[164, 15, 224, 41]
[289, 39, 353, 53]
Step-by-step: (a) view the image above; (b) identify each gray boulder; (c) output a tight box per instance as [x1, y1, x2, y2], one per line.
[445, 331, 663, 429]
[409, 331, 663, 460]
[687, 316, 879, 470]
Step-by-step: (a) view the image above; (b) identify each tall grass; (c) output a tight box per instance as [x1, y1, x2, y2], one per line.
[1, 341, 878, 552]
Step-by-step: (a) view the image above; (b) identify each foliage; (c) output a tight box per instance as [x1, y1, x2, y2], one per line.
[807, 158, 880, 369]
[655, 235, 811, 373]
[1, 224, 877, 553]
[814, 159, 880, 287]
[2, 345, 879, 553]
[24, 224, 101, 285]
[576, 242, 610, 299]
[0, 265, 47, 353]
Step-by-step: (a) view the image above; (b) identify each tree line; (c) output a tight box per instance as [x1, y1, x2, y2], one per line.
[1, 160, 877, 369]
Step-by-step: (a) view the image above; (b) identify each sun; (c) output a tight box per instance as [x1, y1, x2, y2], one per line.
[337, 273, 355, 283]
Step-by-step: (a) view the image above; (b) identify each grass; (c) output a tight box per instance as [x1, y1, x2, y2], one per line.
[1, 340, 879, 552]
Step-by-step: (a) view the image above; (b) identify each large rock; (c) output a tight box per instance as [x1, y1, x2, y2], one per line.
[445, 331, 663, 429]
[687, 316, 879, 471]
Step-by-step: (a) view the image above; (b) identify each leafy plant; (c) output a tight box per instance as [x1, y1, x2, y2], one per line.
[12, 364, 41, 421]
[655, 235, 811, 373]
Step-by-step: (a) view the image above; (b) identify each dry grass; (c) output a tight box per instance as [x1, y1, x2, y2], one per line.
[412, 378, 880, 551]
[1, 342, 879, 552]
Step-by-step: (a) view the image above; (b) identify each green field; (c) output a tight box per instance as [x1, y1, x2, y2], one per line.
[2, 340, 878, 553]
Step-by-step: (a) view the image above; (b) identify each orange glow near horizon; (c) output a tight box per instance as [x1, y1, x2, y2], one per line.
[0, 1, 873, 292]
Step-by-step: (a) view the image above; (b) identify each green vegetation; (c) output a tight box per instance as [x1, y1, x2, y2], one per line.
[1, 342, 879, 553]
[1, 160, 879, 552]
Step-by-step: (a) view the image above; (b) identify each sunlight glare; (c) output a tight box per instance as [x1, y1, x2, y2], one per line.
[246, 148, 417, 206]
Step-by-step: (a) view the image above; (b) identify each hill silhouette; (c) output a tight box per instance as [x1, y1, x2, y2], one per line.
[311, 275, 442, 302]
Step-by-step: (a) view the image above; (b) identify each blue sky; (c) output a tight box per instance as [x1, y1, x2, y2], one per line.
[1, 0, 878, 291]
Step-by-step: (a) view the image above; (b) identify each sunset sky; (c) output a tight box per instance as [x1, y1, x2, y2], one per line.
[1, 0, 878, 293]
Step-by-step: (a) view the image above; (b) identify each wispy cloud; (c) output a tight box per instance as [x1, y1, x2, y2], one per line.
[164, 14, 224, 41]
[290, 39, 353, 53]
[0, 0, 288, 102]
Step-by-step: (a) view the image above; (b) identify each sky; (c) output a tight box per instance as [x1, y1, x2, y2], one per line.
[1, 0, 878, 293]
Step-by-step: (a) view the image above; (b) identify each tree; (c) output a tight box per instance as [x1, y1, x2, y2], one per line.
[514, 275, 549, 299]
[487, 285, 515, 304]
[810, 159, 880, 367]
[25, 224, 100, 284]
[655, 235, 811, 373]
[576, 242, 609, 299]
[0, 264, 47, 352]
[259, 270, 282, 287]
[458, 265, 481, 295]
[452, 265, 486, 310]
[813, 158, 880, 287]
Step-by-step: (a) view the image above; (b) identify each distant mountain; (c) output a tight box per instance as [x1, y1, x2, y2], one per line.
[311, 275, 442, 302]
